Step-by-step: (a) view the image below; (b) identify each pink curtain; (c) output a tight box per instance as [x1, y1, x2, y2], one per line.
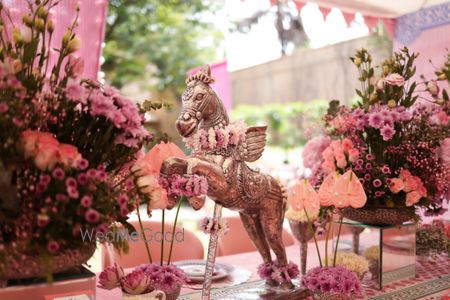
[1, 0, 108, 79]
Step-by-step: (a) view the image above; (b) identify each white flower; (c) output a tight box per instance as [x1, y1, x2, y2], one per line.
[20, 26, 32, 43]
[285, 207, 318, 223]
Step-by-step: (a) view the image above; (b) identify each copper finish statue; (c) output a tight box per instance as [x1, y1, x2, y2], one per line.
[161, 66, 293, 289]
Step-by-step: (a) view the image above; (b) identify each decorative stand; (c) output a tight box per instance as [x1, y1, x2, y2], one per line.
[202, 203, 223, 300]
[333, 220, 416, 289]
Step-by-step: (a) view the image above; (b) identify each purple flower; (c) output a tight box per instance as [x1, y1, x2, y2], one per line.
[81, 195, 93, 207]
[98, 264, 124, 290]
[52, 167, 65, 180]
[85, 208, 100, 223]
[380, 125, 395, 141]
[302, 267, 361, 296]
[373, 179, 382, 188]
[47, 240, 60, 253]
[120, 269, 151, 295]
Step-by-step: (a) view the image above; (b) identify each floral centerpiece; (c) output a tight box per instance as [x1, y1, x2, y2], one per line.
[326, 252, 369, 279]
[99, 142, 210, 299]
[303, 48, 450, 225]
[0, 1, 165, 280]
[291, 171, 366, 299]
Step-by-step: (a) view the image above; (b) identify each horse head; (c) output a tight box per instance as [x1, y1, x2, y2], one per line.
[176, 65, 229, 137]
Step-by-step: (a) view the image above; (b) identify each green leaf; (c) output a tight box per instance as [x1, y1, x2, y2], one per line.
[443, 89, 449, 101]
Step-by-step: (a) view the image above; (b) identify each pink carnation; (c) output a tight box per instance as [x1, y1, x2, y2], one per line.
[384, 73, 405, 87]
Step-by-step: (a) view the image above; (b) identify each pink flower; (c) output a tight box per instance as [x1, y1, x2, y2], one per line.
[341, 138, 354, 151]
[384, 73, 405, 87]
[65, 81, 85, 103]
[85, 208, 100, 223]
[67, 186, 79, 199]
[120, 269, 151, 295]
[58, 144, 82, 169]
[439, 138, 450, 166]
[302, 136, 331, 169]
[373, 179, 382, 188]
[380, 125, 395, 141]
[98, 264, 124, 290]
[78, 158, 89, 170]
[368, 113, 383, 129]
[389, 178, 404, 193]
[47, 241, 60, 253]
[336, 158, 347, 169]
[66, 55, 85, 78]
[346, 149, 358, 163]
[0, 102, 8, 113]
[117, 194, 129, 206]
[52, 168, 65, 180]
[132, 142, 185, 177]
[81, 195, 92, 207]
[406, 191, 422, 207]
[149, 187, 168, 210]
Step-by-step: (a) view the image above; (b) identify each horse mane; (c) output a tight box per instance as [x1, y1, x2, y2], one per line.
[186, 65, 215, 85]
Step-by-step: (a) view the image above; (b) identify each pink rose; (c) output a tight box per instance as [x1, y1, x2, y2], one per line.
[58, 144, 82, 168]
[406, 191, 422, 207]
[389, 178, 404, 194]
[120, 269, 151, 295]
[341, 138, 354, 151]
[330, 140, 342, 151]
[321, 160, 336, 174]
[321, 147, 334, 161]
[348, 148, 359, 162]
[403, 175, 422, 193]
[384, 73, 405, 87]
[20, 130, 40, 158]
[34, 133, 60, 171]
[98, 264, 124, 290]
[336, 158, 347, 169]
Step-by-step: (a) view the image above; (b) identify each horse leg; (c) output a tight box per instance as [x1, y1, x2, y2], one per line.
[260, 195, 294, 289]
[187, 157, 228, 193]
[239, 213, 279, 287]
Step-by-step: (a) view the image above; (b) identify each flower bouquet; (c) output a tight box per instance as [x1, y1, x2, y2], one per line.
[0, 1, 164, 280]
[304, 48, 450, 225]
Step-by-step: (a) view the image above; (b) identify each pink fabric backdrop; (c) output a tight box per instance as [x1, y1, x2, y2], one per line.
[1, 0, 108, 79]
[188, 61, 232, 111]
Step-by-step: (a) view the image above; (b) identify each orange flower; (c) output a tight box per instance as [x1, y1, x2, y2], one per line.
[288, 179, 319, 215]
[389, 178, 404, 194]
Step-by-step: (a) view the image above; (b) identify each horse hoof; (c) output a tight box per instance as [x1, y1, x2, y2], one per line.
[280, 281, 295, 290]
[265, 279, 278, 287]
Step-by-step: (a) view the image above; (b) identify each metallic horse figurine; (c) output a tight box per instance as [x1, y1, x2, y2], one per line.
[161, 65, 294, 289]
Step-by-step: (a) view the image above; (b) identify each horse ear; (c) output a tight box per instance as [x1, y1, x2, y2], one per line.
[202, 64, 211, 77]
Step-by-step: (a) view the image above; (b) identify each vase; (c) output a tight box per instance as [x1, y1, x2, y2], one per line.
[122, 290, 166, 300]
[0, 242, 96, 280]
[313, 291, 354, 300]
[289, 221, 316, 275]
[340, 207, 415, 226]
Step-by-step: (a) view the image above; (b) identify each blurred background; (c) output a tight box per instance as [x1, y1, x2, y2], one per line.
[100, 0, 396, 186]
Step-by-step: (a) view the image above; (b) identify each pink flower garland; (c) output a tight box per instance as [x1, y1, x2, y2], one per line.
[257, 261, 299, 284]
[183, 121, 247, 152]
[158, 174, 208, 198]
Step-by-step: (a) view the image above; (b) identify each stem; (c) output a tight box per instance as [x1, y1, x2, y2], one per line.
[333, 216, 344, 267]
[136, 197, 152, 263]
[324, 213, 333, 267]
[304, 209, 322, 267]
[160, 209, 165, 266]
[167, 196, 184, 265]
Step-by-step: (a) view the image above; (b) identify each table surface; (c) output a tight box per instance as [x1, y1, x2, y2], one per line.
[96, 238, 450, 300]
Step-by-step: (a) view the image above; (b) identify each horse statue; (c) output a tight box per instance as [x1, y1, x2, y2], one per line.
[161, 65, 294, 289]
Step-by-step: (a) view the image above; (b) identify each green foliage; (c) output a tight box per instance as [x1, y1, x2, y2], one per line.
[103, 0, 223, 95]
[232, 100, 328, 149]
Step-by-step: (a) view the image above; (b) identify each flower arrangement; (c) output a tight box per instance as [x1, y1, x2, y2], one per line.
[257, 261, 299, 285]
[0, 1, 164, 278]
[183, 120, 247, 153]
[416, 220, 450, 257]
[98, 263, 188, 296]
[200, 217, 229, 236]
[304, 48, 450, 218]
[363, 246, 380, 262]
[327, 252, 369, 278]
[301, 266, 361, 297]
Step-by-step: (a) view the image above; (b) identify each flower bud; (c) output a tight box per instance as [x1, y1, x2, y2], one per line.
[34, 17, 45, 31]
[22, 14, 33, 27]
[62, 30, 71, 46]
[20, 26, 32, 43]
[47, 20, 54, 33]
[67, 36, 81, 53]
[436, 98, 445, 105]
[13, 59, 23, 73]
[37, 6, 47, 19]
[12, 27, 21, 43]
[353, 57, 362, 67]
[437, 73, 447, 81]
[387, 100, 397, 108]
